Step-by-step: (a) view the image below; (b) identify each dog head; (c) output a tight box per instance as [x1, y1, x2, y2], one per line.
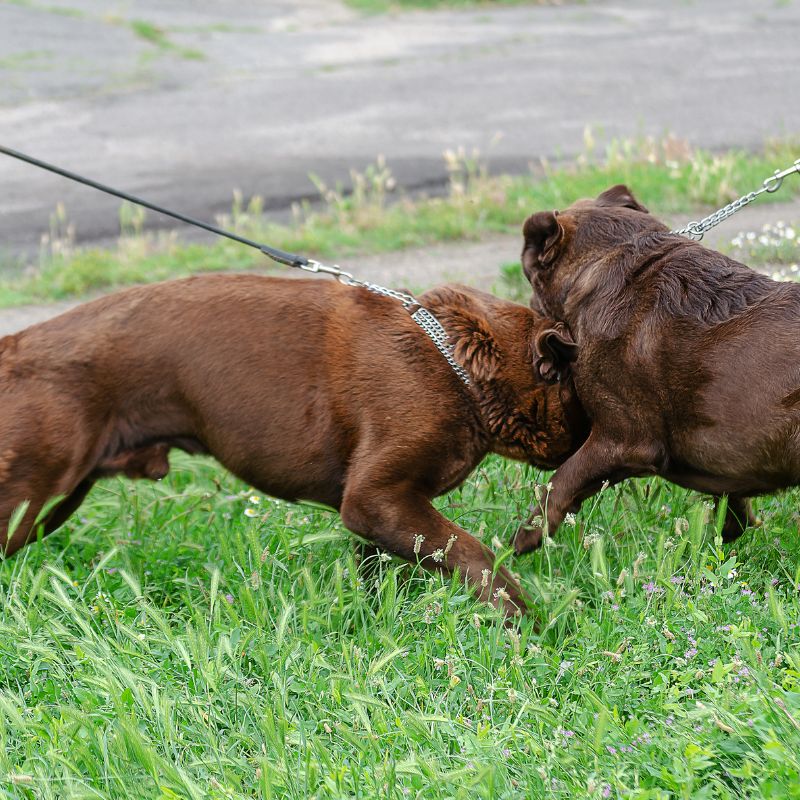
[421, 285, 589, 467]
[522, 184, 665, 320]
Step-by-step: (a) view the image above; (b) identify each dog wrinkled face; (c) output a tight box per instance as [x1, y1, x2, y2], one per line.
[521, 184, 652, 318]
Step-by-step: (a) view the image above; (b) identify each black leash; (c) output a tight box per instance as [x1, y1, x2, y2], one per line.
[0, 144, 309, 269]
[0, 144, 472, 385]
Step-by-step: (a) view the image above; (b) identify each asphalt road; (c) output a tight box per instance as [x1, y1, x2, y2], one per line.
[0, 0, 798, 267]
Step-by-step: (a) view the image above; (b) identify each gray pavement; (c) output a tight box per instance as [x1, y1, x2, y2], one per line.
[0, 0, 798, 267]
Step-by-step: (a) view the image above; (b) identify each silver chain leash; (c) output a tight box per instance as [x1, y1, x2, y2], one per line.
[672, 158, 800, 241]
[300, 259, 471, 386]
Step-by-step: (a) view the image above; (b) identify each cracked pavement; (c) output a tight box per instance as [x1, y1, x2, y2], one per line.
[0, 0, 798, 268]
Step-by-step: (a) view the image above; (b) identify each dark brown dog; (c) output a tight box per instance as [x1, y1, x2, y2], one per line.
[0, 274, 588, 614]
[513, 184, 792, 554]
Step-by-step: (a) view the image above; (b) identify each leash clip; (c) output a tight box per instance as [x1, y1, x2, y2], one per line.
[763, 159, 800, 194]
[300, 259, 355, 284]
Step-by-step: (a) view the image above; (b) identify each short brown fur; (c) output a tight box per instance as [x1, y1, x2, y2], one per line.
[514, 185, 792, 553]
[0, 274, 589, 614]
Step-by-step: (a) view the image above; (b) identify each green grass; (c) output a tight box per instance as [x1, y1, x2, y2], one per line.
[2, 453, 800, 798]
[1, 136, 797, 308]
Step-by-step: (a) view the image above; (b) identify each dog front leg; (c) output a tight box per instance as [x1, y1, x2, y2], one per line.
[514, 432, 665, 555]
[340, 485, 527, 616]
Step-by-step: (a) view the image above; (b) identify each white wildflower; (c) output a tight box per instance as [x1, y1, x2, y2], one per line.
[582, 531, 601, 550]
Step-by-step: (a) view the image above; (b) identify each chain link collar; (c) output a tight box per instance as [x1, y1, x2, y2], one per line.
[301, 260, 470, 386]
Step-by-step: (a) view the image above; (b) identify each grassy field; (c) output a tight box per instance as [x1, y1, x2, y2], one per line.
[1, 452, 800, 798]
[1, 136, 798, 307]
[2, 137, 799, 797]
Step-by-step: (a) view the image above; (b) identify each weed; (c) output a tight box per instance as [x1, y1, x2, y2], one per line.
[0, 50, 54, 70]
[124, 18, 205, 61]
[722, 220, 799, 281]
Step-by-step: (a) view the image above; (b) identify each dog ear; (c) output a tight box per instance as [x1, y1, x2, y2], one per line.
[595, 184, 649, 213]
[521, 211, 564, 279]
[534, 323, 578, 383]
[420, 286, 501, 381]
[447, 313, 500, 382]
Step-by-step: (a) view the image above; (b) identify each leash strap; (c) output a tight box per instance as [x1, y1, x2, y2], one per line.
[0, 144, 308, 267]
[0, 144, 470, 386]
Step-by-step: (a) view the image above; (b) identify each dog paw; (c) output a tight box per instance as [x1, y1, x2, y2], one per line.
[513, 522, 544, 555]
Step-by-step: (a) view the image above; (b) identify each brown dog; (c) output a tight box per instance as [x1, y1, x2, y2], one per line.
[0, 274, 588, 614]
[514, 184, 792, 554]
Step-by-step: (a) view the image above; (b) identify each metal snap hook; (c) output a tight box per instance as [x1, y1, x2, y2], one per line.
[336, 271, 357, 285]
[763, 172, 784, 193]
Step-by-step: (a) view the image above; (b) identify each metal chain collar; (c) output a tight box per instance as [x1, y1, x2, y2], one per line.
[300, 259, 471, 386]
[672, 158, 800, 240]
